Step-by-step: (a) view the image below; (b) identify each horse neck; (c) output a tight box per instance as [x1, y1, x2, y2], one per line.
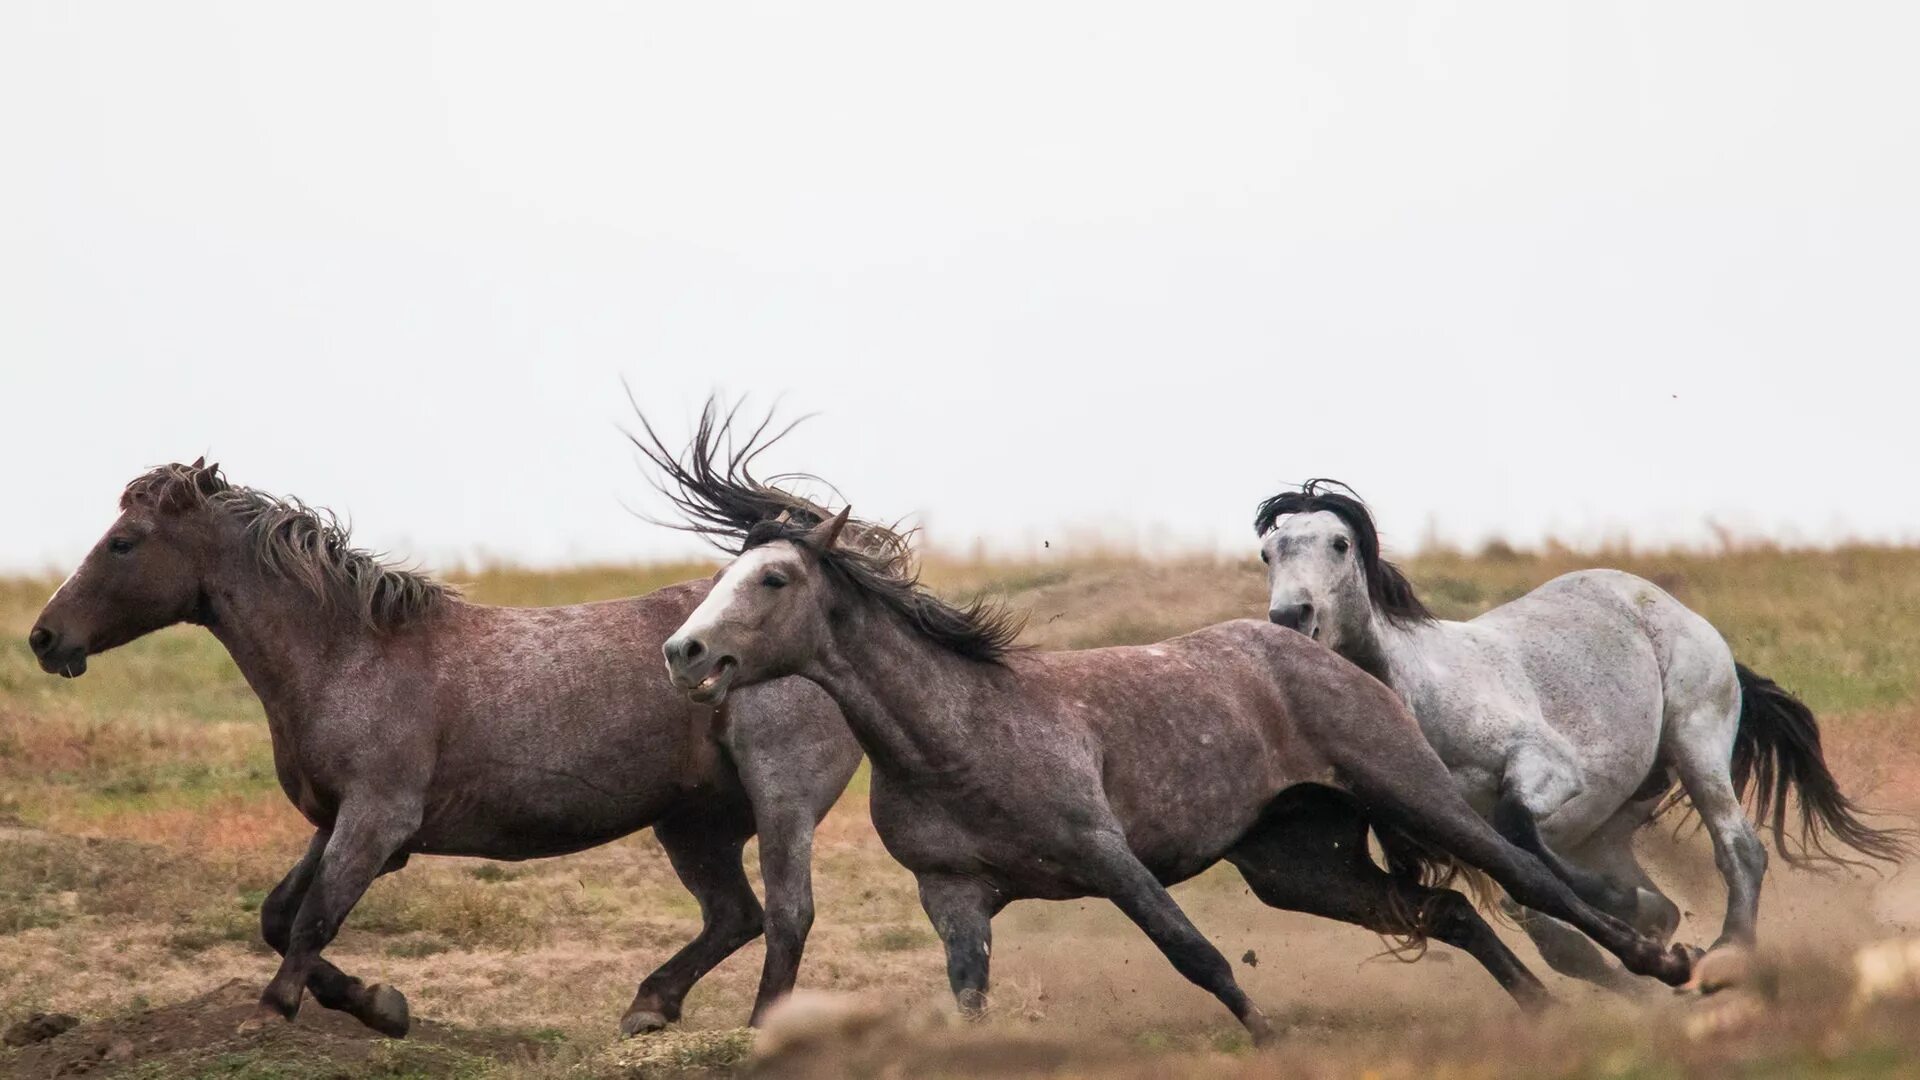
[1353, 604, 1443, 702]
[799, 600, 988, 778]
[200, 543, 367, 727]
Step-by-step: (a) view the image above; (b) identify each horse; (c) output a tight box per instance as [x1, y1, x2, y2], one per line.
[1253, 480, 1910, 990]
[633, 407, 1694, 1044]
[27, 459, 861, 1036]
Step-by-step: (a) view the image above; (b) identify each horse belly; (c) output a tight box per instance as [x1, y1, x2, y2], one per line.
[407, 725, 711, 859]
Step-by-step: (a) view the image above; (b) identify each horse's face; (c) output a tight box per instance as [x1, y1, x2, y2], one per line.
[1259, 509, 1370, 651]
[29, 499, 214, 678]
[662, 512, 849, 708]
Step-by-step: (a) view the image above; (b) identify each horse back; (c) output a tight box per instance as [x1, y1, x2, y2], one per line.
[1027, 621, 1384, 875]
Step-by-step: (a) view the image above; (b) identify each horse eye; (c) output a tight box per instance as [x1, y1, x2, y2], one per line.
[761, 572, 788, 589]
[1259, 549, 1270, 564]
[108, 537, 135, 556]
[1331, 537, 1351, 555]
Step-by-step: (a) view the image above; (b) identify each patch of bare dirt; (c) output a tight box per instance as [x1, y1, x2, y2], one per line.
[2, 979, 549, 1079]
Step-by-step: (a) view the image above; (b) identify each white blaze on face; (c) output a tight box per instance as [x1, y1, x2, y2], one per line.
[676, 546, 786, 649]
[46, 566, 81, 606]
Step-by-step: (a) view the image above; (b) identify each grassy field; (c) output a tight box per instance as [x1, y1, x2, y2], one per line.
[4, 545, 1920, 1077]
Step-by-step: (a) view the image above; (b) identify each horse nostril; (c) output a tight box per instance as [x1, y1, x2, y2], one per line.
[27, 627, 52, 656]
[682, 638, 706, 663]
[1268, 604, 1314, 631]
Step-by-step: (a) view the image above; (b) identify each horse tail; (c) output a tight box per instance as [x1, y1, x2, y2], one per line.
[1731, 662, 1914, 867]
[1372, 822, 1506, 959]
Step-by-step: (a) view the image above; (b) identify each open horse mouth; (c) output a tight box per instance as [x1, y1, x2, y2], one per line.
[686, 657, 736, 705]
[38, 653, 88, 678]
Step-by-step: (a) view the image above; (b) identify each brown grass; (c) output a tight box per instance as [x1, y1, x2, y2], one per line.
[2, 546, 1919, 1077]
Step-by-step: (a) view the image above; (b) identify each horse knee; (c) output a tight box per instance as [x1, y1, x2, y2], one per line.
[1504, 743, 1584, 824]
[719, 899, 766, 948]
[765, 895, 812, 947]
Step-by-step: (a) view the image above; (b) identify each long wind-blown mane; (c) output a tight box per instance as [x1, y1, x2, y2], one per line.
[628, 397, 1026, 663]
[121, 462, 454, 630]
[1253, 479, 1432, 625]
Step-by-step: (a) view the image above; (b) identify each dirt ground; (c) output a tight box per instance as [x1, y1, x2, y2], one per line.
[4, 550, 1920, 1077]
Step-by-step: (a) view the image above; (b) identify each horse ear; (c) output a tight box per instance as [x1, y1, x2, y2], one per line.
[190, 456, 206, 469]
[195, 462, 222, 496]
[806, 507, 851, 552]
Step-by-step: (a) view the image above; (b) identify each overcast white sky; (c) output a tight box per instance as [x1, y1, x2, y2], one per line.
[3, 2, 1916, 573]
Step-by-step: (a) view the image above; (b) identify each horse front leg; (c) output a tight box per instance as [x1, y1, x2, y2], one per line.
[261, 828, 415, 1035]
[747, 804, 818, 1026]
[917, 873, 998, 1016]
[242, 800, 420, 1034]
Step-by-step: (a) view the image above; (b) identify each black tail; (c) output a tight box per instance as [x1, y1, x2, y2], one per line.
[1732, 662, 1913, 868]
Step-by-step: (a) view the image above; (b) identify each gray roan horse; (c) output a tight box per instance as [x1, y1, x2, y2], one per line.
[1255, 480, 1910, 990]
[636, 410, 1694, 1044]
[28, 460, 860, 1036]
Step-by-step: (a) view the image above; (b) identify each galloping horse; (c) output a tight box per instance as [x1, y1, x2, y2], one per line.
[637, 407, 1693, 1044]
[29, 460, 860, 1036]
[1254, 480, 1909, 989]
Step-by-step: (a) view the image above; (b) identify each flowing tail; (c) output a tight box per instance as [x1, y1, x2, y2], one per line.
[1732, 662, 1914, 867]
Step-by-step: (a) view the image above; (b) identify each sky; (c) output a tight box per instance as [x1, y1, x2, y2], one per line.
[3, 2, 1917, 573]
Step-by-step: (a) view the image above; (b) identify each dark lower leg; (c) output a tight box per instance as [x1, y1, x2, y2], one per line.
[1083, 835, 1271, 1044]
[1467, 835, 1690, 984]
[624, 818, 763, 1034]
[1493, 792, 1642, 923]
[1706, 818, 1767, 948]
[261, 831, 408, 1032]
[918, 873, 997, 1016]
[1232, 796, 1550, 1012]
[748, 815, 817, 1026]
[255, 809, 416, 1027]
[1499, 898, 1644, 995]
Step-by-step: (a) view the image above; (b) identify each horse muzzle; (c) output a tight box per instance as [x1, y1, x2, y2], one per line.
[663, 633, 737, 705]
[1268, 602, 1319, 641]
[28, 625, 88, 678]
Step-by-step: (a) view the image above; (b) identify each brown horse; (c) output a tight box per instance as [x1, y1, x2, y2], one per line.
[637, 407, 1696, 1044]
[28, 460, 860, 1036]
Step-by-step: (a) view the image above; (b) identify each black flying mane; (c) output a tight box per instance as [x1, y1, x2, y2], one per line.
[1253, 479, 1432, 625]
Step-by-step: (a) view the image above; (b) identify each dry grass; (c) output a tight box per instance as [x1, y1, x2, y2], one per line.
[3, 546, 1920, 1077]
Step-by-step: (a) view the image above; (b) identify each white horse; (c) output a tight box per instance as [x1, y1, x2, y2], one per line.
[1255, 481, 1907, 989]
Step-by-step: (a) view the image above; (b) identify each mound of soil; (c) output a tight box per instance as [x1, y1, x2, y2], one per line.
[2, 979, 549, 1078]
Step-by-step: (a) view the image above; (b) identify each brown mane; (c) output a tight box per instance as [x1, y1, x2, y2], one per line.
[122, 462, 454, 631]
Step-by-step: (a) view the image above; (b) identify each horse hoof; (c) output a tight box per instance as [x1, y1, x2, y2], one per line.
[1245, 1011, 1278, 1048]
[235, 1005, 285, 1035]
[1681, 944, 1754, 995]
[620, 1010, 670, 1038]
[357, 984, 411, 1039]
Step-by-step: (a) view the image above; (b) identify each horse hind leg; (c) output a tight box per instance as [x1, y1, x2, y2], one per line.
[621, 810, 764, 1036]
[1492, 787, 1646, 928]
[1228, 788, 1551, 1012]
[1331, 735, 1692, 984]
[1571, 794, 1683, 944]
[260, 829, 413, 1036]
[1074, 828, 1275, 1045]
[1496, 899, 1645, 996]
[1669, 693, 1765, 948]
